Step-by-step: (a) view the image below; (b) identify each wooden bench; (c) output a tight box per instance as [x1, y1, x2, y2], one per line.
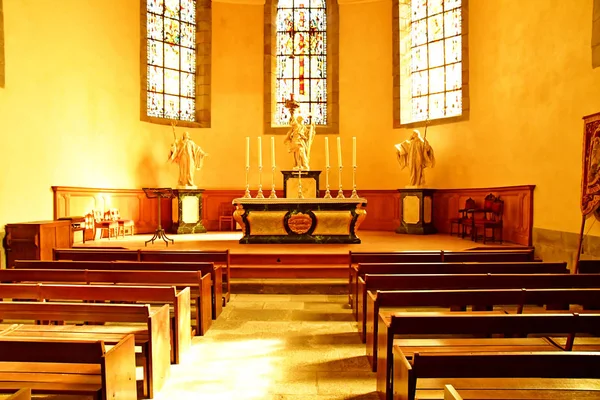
[0, 301, 169, 399]
[348, 249, 538, 306]
[357, 273, 600, 342]
[52, 248, 232, 304]
[366, 287, 600, 372]
[4, 388, 31, 400]
[378, 313, 600, 400]
[0, 334, 136, 400]
[350, 261, 567, 315]
[14, 259, 222, 321]
[0, 282, 191, 364]
[394, 351, 600, 400]
[0, 268, 213, 337]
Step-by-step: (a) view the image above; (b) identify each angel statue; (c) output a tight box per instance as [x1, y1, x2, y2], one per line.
[168, 130, 208, 189]
[395, 129, 435, 187]
[284, 114, 316, 170]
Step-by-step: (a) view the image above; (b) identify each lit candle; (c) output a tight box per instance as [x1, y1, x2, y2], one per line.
[271, 136, 276, 168]
[258, 137, 262, 169]
[325, 137, 330, 168]
[337, 137, 342, 168]
[353, 137, 357, 167]
[246, 137, 250, 169]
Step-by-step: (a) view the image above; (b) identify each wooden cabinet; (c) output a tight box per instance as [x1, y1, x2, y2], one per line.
[3, 220, 72, 268]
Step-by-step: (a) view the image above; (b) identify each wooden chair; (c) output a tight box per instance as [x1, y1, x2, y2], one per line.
[106, 208, 135, 237]
[449, 198, 475, 237]
[474, 198, 504, 243]
[218, 203, 235, 231]
[92, 210, 118, 240]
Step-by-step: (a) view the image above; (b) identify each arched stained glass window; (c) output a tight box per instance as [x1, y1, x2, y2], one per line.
[146, 0, 197, 121]
[275, 0, 328, 126]
[394, 0, 468, 126]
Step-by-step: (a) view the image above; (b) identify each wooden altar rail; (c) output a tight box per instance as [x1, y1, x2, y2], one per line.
[52, 185, 533, 245]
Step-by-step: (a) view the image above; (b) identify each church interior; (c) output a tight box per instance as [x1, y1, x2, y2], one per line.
[1, 0, 600, 399]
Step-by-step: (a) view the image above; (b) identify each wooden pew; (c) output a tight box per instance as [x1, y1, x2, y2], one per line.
[378, 313, 600, 400]
[358, 273, 600, 342]
[53, 248, 140, 261]
[0, 302, 169, 399]
[0, 268, 213, 336]
[394, 351, 600, 400]
[348, 249, 538, 307]
[0, 334, 136, 400]
[5, 388, 31, 400]
[366, 287, 600, 372]
[139, 250, 231, 304]
[52, 248, 232, 304]
[442, 385, 461, 400]
[578, 259, 600, 273]
[14, 259, 223, 321]
[0, 283, 191, 365]
[350, 261, 568, 315]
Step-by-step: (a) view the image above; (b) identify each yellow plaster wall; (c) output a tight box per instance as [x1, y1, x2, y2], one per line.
[0, 0, 599, 268]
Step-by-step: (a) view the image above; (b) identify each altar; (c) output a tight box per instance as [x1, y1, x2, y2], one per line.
[232, 198, 367, 244]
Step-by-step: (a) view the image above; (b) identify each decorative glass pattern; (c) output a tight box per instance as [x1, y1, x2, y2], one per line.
[409, 0, 462, 122]
[146, 0, 197, 121]
[275, 0, 327, 125]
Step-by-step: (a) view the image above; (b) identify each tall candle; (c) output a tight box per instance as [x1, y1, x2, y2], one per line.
[337, 137, 342, 168]
[325, 137, 330, 168]
[271, 136, 276, 168]
[352, 137, 357, 167]
[258, 137, 262, 169]
[245, 137, 250, 169]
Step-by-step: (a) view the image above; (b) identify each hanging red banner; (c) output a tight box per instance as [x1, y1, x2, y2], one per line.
[581, 111, 600, 215]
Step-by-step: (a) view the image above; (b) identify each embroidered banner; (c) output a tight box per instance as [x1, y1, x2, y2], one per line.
[581, 112, 600, 215]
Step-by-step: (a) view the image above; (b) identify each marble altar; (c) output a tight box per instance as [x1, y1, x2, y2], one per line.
[232, 197, 367, 244]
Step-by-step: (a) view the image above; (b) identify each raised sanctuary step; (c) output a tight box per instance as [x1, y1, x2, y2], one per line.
[230, 264, 347, 279]
[230, 252, 349, 266]
[230, 278, 347, 295]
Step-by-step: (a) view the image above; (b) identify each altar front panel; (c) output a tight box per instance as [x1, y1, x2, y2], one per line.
[233, 198, 367, 244]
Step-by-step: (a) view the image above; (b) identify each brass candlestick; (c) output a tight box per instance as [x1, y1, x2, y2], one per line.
[351, 166, 359, 198]
[243, 166, 251, 198]
[269, 166, 277, 199]
[256, 166, 265, 199]
[336, 166, 345, 199]
[324, 166, 332, 198]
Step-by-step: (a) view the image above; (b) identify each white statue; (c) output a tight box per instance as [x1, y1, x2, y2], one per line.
[169, 131, 208, 189]
[284, 114, 316, 170]
[395, 129, 435, 187]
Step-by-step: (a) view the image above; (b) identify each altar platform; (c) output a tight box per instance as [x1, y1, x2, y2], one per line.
[75, 230, 523, 281]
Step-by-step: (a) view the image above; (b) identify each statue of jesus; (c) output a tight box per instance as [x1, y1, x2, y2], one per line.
[169, 131, 208, 189]
[395, 129, 435, 187]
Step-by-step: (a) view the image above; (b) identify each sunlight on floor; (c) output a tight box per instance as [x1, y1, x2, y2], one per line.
[156, 338, 284, 400]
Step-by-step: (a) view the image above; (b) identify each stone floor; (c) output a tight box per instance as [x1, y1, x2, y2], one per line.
[155, 294, 378, 400]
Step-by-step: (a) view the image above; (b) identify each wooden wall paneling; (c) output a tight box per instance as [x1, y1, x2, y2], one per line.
[51, 185, 534, 245]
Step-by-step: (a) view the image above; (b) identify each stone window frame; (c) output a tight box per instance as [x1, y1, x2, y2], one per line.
[0, 0, 5, 88]
[140, 0, 211, 128]
[392, 0, 470, 129]
[593, 0, 600, 68]
[264, 0, 339, 136]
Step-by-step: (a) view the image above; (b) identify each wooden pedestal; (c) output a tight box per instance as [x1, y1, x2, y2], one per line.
[396, 188, 437, 235]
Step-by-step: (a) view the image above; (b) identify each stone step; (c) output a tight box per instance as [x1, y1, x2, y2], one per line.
[230, 252, 349, 266]
[230, 264, 347, 279]
[230, 278, 347, 295]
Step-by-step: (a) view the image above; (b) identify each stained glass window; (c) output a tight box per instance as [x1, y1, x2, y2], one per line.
[399, 0, 463, 124]
[146, 0, 197, 122]
[275, 0, 327, 126]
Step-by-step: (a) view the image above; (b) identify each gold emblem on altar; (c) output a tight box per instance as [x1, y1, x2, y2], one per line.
[287, 213, 312, 234]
